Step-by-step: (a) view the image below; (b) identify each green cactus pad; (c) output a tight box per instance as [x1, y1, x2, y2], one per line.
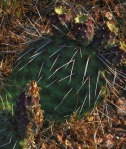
[3, 35, 106, 121]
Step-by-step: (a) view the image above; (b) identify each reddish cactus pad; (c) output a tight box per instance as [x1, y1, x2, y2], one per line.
[15, 81, 43, 139]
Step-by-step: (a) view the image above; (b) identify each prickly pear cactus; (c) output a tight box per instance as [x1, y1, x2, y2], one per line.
[4, 34, 106, 120]
[15, 80, 43, 139]
[2, 5, 124, 122]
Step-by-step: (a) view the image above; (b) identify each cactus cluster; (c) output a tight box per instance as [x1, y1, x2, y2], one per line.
[0, 2, 126, 149]
[1, 4, 125, 123]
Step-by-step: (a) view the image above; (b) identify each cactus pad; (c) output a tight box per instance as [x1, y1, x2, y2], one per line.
[4, 34, 107, 121]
